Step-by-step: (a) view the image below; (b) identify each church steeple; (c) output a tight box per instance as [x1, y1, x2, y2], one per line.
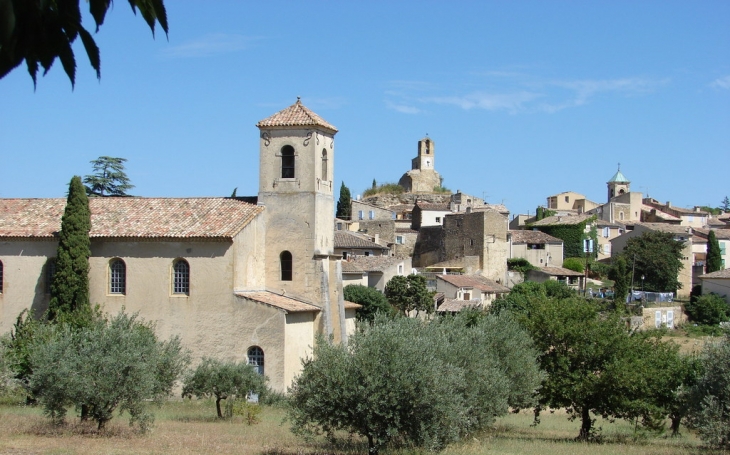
[607, 163, 630, 201]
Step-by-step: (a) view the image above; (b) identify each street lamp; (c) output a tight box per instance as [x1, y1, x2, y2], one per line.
[641, 274, 645, 293]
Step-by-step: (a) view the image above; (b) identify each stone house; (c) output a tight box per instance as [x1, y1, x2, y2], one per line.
[699, 268, 730, 304]
[411, 201, 451, 229]
[526, 266, 585, 291]
[595, 220, 625, 260]
[0, 99, 358, 393]
[435, 274, 510, 311]
[508, 229, 564, 268]
[341, 256, 411, 292]
[334, 230, 390, 259]
[610, 222, 694, 298]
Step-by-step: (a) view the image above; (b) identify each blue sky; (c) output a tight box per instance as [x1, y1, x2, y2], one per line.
[2, 1, 729, 217]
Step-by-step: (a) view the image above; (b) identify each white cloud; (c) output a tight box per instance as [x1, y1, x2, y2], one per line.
[385, 100, 422, 114]
[711, 75, 730, 89]
[425, 91, 541, 114]
[162, 34, 259, 58]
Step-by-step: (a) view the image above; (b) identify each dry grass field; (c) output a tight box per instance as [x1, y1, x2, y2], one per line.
[0, 400, 718, 455]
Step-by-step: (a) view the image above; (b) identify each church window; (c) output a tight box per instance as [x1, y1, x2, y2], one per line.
[173, 259, 190, 295]
[248, 346, 264, 375]
[109, 259, 126, 294]
[45, 258, 56, 294]
[280, 251, 293, 281]
[0, 260, 3, 293]
[281, 145, 295, 178]
[321, 150, 328, 180]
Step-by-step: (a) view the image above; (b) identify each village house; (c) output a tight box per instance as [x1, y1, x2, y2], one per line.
[334, 230, 390, 259]
[508, 229, 564, 268]
[0, 99, 359, 393]
[435, 274, 510, 313]
[341, 255, 411, 292]
[525, 266, 585, 291]
[699, 268, 730, 304]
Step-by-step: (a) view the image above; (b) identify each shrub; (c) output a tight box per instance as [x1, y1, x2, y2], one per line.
[288, 313, 542, 454]
[507, 258, 536, 273]
[182, 357, 267, 418]
[343, 284, 393, 322]
[362, 183, 404, 198]
[563, 257, 585, 273]
[29, 311, 189, 432]
[685, 294, 730, 326]
[688, 331, 730, 448]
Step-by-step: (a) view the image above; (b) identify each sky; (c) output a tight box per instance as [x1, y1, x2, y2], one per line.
[1, 1, 729, 217]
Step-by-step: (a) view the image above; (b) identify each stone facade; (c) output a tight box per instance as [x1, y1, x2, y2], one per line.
[0, 100, 357, 393]
[398, 137, 442, 193]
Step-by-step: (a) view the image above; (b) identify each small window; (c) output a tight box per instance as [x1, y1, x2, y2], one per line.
[619, 211, 624, 221]
[396, 235, 404, 244]
[565, 196, 569, 203]
[369, 210, 375, 220]
[248, 346, 264, 375]
[602, 227, 610, 238]
[391, 212, 396, 220]
[398, 264, 404, 275]
[0, 260, 3, 293]
[321, 149, 328, 180]
[281, 145, 295, 178]
[109, 259, 126, 294]
[435, 217, 441, 223]
[280, 251, 293, 281]
[464, 292, 471, 300]
[358, 210, 364, 220]
[173, 259, 190, 295]
[336, 222, 342, 231]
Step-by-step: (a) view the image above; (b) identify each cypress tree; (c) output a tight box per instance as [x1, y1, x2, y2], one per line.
[707, 230, 723, 273]
[610, 255, 630, 304]
[336, 182, 352, 220]
[49, 176, 91, 323]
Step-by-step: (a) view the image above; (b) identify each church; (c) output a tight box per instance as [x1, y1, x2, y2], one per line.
[0, 99, 357, 393]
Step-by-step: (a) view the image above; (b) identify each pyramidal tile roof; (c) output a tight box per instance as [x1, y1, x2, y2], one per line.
[0, 198, 263, 239]
[256, 98, 338, 133]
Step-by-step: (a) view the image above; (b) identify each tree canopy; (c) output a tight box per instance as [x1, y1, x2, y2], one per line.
[49, 176, 91, 324]
[336, 181, 351, 220]
[343, 284, 392, 322]
[707, 230, 723, 274]
[84, 156, 134, 197]
[384, 274, 433, 316]
[29, 311, 189, 431]
[619, 230, 685, 293]
[0, 0, 168, 87]
[608, 255, 630, 304]
[288, 313, 542, 454]
[182, 357, 266, 418]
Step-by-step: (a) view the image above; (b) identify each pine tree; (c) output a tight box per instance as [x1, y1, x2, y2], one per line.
[49, 176, 91, 323]
[722, 196, 730, 212]
[336, 182, 352, 220]
[707, 230, 723, 273]
[83, 156, 134, 197]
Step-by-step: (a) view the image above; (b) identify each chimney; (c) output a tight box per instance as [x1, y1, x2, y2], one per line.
[374, 234, 380, 243]
[666, 201, 671, 208]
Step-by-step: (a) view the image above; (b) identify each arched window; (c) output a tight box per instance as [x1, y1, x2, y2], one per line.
[619, 211, 624, 221]
[173, 259, 190, 295]
[109, 259, 126, 294]
[321, 149, 328, 180]
[248, 346, 264, 375]
[280, 251, 293, 281]
[0, 260, 3, 293]
[281, 145, 295, 178]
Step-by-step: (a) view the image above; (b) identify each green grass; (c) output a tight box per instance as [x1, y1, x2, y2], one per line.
[0, 400, 715, 455]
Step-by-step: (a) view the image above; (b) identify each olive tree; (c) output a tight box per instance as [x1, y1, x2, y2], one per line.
[288, 313, 542, 454]
[29, 311, 189, 432]
[182, 358, 266, 418]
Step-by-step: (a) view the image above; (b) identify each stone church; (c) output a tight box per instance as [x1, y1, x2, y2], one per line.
[0, 99, 357, 392]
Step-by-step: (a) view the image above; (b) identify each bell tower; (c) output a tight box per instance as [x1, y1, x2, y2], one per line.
[607, 164, 630, 201]
[412, 136, 435, 170]
[256, 99, 345, 340]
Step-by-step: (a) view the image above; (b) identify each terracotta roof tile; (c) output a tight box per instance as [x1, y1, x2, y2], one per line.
[509, 230, 562, 244]
[256, 99, 337, 133]
[700, 269, 730, 279]
[334, 231, 389, 250]
[437, 274, 510, 293]
[437, 299, 479, 312]
[415, 202, 450, 211]
[535, 266, 584, 277]
[341, 256, 404, 273]
[235, 291, 321, 313]
[531, 214, 593, 226]
[0, 198, 263, 239]
[344, 300, 362, 310]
